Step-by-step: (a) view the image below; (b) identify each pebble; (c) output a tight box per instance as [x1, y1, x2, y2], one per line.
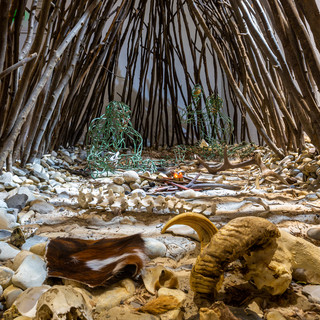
[32, 170, 49, 182]
[302, 285, 320, 304]
[131, 189, 146, 198]
[175, 189, 197, 198]
[12, 251, 34, 271]
[17, 187, 36, 203]
[3, 284, 23, 308]
[144, 238, 167, 258]
[0, 242, 20, 261]
[113, 176, 125, 185]
[29, 199, 54, 214]
[0, 184, 5, 192]
[12, 254, 47, 290]
[4, 182, 19, 190]
[5, 194, 28, 210]
[21, 235, 48, 251]
[0, 209, 19, 230]
[12, 167, 27, 176]
[0, 266, 15, 288]
[0, 229, 12, 240]
[158, 287, 186, 304]
[307, 227, 320, 240]
[0, 199, 7, 208]
[0, 172, 13, 184]
[123, 171, 139, 183]
[305, 193, 319, 201]
[108, 184, 125, 194]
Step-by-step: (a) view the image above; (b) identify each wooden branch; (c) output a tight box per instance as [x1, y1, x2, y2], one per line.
[196, 146, 256, 174]
[0, 53, 37, 80]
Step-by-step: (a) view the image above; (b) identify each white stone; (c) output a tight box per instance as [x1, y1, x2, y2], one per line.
[4, 182, 19, 190]
[123, 171, 139, 183]
[144, 238, 167, 258]
[17, 186, 36, 204]
[113, 176, 125, 185]
[0, 208, 18, 229]
[18, 210, 36, 224]
[0, 242, 20, 261]
[0, 172, 13, 184]
[12, 254, 47, 290]
[0, 200, 7, 208]
[175, 189, 198, 198]
[131, 189, 146, 198]
[107, 184, 125, 194]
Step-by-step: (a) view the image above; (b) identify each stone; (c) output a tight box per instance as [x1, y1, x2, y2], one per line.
[0, 190, 8, 200]
[18, 210, 36, 224]
[0, 172, 13, 184]
[0, 184, 5, 192]
[12, 167, 27, 176]
[113, 176, 125, 185]
[92, 279, 136, 313]
[12, 285, 51, 318]
[302, 285, 320, 304]
[130, 182, 140, 190]
[0, 229, 12, 240]
[32, 163, 45, 173]
[175, 189, 198, 199]
[131, 189, 146, 198]
[29, 242, 47, 256]
[0, 199, 7, 208]
[307, 227, 320, 241]
[28, 175, 40, 184]
[17, 187, 36, 204]
[123, 170, 139, 183]
[3, 284, 23, 308]
[5, 194, 28, 210]
[21, 235, 48, 251]
[29, 199, 54, 214]
[0, 241, 20, 261]
[12, 251, 34, 271]
[0, 208, 18, 229]
[305, 193, 318, 201]
[144, 238, 167, 258]
[32, 170, 49, 182]
[0, 266, 15, 288]
[12, 175, 24, 184]
[4, 181, 19, 190]
[108, 184, 125, 194]
[12, 254, 47, 289]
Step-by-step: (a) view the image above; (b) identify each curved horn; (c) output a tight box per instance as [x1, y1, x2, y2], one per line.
[161, 212, 218, 249]
[190, 216, 280, 295]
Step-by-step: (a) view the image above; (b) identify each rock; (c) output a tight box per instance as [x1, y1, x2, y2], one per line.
[302, 285, 320, 304]
[307, 227, 320, 241]
[13, 285, 51, 318]
[123, 171, 139, 183]
[93, 279, 136, 313]
[0, 229, 12, 240]
[12, 175, 24, 184]
[0, 190, 9, 200]
[113, 176, 125, 185]
[32, 170, 49, 182]
[29, 242, 47, 256]
[0, 266, 15, 288]
[21, 235, 48, 251]
[29, 199, 54, 214]
[144, 238, 167, 258]
[12, 254, 47, 289]
[130, 182, 140, 190]
[18, 210, 36, 224]
[131, 189, 146, 198]
[4, 181, 19, 190]
[35, 285, 93, 319]
[0, 172, 13, 184]
[3, 284, 23, 308]
[0, 241, 20, 260]
[0, 199, 7, 208]
[108, 184, 125, 194]
[0, 208, 18, 229]
[0, 184, 5, 192]
[12, 167, 27, 177]
[17, 187, 36, 204]
[5, 194, 28, 210]
[28, 175, 40, 184]
[12, 251, 34, 271]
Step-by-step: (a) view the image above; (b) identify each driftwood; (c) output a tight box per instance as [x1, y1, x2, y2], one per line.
[196, 147, 289, 186]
